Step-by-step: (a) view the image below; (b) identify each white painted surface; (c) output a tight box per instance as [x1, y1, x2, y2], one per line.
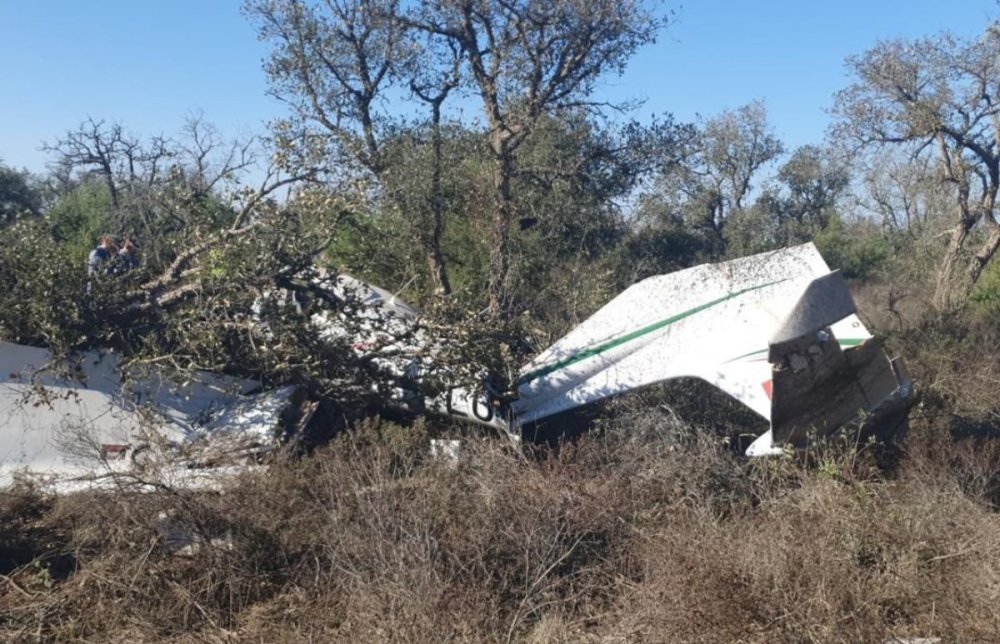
[512, 244, 872, 426]
[0, 342, 292, 490]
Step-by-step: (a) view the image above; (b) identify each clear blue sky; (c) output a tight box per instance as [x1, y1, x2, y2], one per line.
[1, 0, 996, 175]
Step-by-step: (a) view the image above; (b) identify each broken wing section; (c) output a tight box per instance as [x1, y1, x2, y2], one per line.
[0, 342, 314, 491]
[511, 243, 913, 455]
[511, 244, 835, 426]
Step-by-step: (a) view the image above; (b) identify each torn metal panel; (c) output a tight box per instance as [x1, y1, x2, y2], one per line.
[770, 337, 909, 447]
[767, 271, 855, 360]
[512, 244, 839, 424]
[0, 342, 311, 491]
[330, 273, 420, 322]
[760, 269, 914, 452]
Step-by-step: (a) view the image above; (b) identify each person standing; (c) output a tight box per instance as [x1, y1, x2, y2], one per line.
[116, 237, 140, 273]
[87, 235, 118, 276]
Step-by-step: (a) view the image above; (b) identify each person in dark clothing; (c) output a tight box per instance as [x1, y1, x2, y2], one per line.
[87, 235, 118, 276]
[115, 237, 140, 274]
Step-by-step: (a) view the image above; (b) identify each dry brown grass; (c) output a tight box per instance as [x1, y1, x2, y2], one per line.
[4, 406, 1000, 643]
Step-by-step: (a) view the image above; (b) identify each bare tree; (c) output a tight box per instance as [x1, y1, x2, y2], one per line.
[44, 117, 268, 255]
[407, 0, 666, 313]
[855, 148, 942, 235]
[406, 33, 462, 295]
[43, 118, 165, 210]
[177, 112, 256, 200]
[648, 101, 783, 252]
[247, 0, 460, 295]
[833, 25, 1000, 309]
[42, 116, 318, 309]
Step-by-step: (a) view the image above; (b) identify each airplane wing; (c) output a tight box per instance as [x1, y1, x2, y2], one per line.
[0, 342, 312, 491]
[511, 243, 913, 454]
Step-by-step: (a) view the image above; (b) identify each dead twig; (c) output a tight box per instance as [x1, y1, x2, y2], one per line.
[0, 572, 38, 599]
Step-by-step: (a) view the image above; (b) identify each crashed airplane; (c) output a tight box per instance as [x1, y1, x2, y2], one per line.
[0, 243, 913, 490]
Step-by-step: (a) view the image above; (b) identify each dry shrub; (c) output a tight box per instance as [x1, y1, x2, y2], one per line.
[0, 481, 291, 641]
[0, 479, 69, 579]
[603, 441, 1000, 643]
[854, 275, 1000, 428]
[4, 410, 1000, 642]
[893, 314, 1000, 422]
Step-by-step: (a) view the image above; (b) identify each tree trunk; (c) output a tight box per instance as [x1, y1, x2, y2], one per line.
[427, 246, 451, 296]
[487, 143, 515, 315]
[968, 222, 1000, 286]
[426, 99, 452, 296]
[933, 221, 973, 310]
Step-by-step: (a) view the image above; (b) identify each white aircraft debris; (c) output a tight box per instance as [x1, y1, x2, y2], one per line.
[0, 243, 913, 491]
[0, 342, 314, 491]
[507, 243, 913, 456]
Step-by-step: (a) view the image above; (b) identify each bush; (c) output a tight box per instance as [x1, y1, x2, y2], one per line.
[813, 215, 893, 280]
[5, 411, 1000, 642]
